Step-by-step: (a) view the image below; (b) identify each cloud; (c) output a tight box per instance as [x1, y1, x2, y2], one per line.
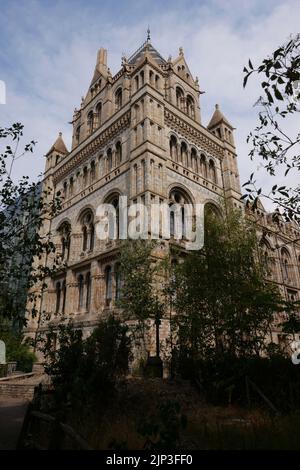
[0, 0, 299, 210]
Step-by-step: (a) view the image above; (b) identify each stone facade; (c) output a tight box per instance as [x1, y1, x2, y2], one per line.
[25, 37, 300, 360]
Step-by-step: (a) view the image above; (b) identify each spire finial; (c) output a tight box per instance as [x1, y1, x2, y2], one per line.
[59, 131, 62, 137]
[215, 104, 219, 110]
[147, 26, 151, 42]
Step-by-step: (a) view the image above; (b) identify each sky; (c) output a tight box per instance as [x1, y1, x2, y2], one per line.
[0, 0, 299, 208]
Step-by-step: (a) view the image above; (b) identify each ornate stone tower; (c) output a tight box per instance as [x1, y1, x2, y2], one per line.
[26, 35, 245, 364]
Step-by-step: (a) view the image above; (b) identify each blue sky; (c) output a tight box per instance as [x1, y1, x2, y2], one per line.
[0, 0, 299, 205]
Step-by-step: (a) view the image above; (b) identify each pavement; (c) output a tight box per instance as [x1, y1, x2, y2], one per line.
[0, 398, 28, 450]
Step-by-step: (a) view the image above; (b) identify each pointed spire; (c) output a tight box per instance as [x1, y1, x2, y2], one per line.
[207, 104, 234, 129]
[147, 26, 151, 42]
[90, 47, 108, 85]
[47, 132, 68, 156]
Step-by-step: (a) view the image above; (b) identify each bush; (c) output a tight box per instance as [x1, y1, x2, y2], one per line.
[0, 320, 36, 372]
[172, 351, 300, 413]
[41, 316, 132, 410]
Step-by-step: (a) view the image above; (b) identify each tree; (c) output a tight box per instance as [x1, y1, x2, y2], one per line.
[170, 208, 285, 364]
[0, 123, 61, 329]
[117, 240, 165, 362]
[242, 34, 300, 222]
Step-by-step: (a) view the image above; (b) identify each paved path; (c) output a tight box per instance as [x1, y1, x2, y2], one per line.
[0, 398, 28, 449]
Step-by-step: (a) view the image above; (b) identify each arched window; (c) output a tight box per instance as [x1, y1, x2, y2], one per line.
[281, 248, 292, 282]
[204, 203, 222, 221]
[186, 95, 195, 119]
[142, 159, 146, 191]
[116, 141, 122, 165]
[115, 263, 123, 300]
[95, 102, 102, 127]
[90, 224, 95, 251]
[209, 160, 217, 183]
[69, 177, 74, 196]
[55, 282, 61, 314]
[155, 75, 160, 89]
[200, 154, 207, 178]
[191, 148, 198, 172]
[78, 274, 84, 309]
[180, 142, 187, 165]
[115, 88, 122, 111]
[62, 280, 66, 314]
[149, 70, 154, 87]
[82, 225, 88, 251]
[90, 160, 96, 182]
[169, 135, 177, 161]
[260, 240, 274, 278]
[176, 87, 184, 110]
[140, 70, 144, 86]
[104, 193, 120, 240]
[63, 181, 68, 198]
[135, 75, 139, 91]
[107, 148, 112, 172]
[58, 221, 71, 261]
[87, 110, 94, 134]
[81, 211, 94, 252]
[169, 188, 192, 239]
[83, 166, 88, 186]
[134, 164, 138, 193]
[85, 272, 91, 311]
[75, 126, 80, 144]
[105, 266, 112, 305]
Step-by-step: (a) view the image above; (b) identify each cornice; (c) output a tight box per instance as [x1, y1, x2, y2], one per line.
[164, 109, 225, 158]
[53, 111, 131, 184]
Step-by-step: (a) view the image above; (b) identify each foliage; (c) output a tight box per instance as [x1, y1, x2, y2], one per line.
[117, 239, 165, 344]
[242, 34, 300, 222]
[137, 399, 187, 449]
[40, 315, 131, 408]
[0, 123, 61, 327]
[0, 318, 36, 372]
[170, 208, 285, 362]
[174, 353, 300, 413]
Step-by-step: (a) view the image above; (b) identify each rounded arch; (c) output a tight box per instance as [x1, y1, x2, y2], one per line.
[204, 201, 223, 219]
[208, 158, 217, 183]
[186, 94, 195, 118]
[190, 147, 198, 172]
[87, 109, 94, 134]
[281, 246, 292, 282]
[115, 140, 122, 165]
[200, 153, 208, 178]
[57, 218, 72, 232]
[179, 140, 189, 166]
[94, 101, 102, 127]
[176, 86, 184, 109]
[76, 205, 95, 225]
[169, 134, 178, 160]
[115, 87, 123, 111]
[167, 183, 196, 206]
[102, 188, 122, 204]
